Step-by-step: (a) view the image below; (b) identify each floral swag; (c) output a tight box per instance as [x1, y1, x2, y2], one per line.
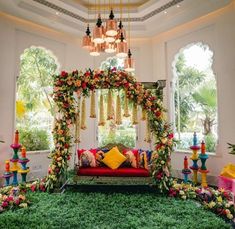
[46, 69, 174, 192]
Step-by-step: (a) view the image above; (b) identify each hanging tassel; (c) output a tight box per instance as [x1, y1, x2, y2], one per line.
[98, 94, 105, 126]
[115, 94, 122, 125]
[90, 90, 96, 118]
[107, 90, 113, 120]
[132, 103, 138, 125]
[123, 91, 130, 117]
[81, 97, 87, 130]
[74, 98, 81, 143]
[141, 107, 147, 121]
[144, 118, 151, 143]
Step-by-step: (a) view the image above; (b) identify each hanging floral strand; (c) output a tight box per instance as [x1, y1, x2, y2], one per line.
[107, 89, 113, 120]
[141, 106, 147, 121]
[144, 118, 151, 143]
[98, 93, 105, 126]
[74, 97, 81, 143]
[115, 93, 122, 125]
[81, 97, 87, 130]
[90, 90, 96, 118]
[132, 103, 138, 125]
[124, 91, 130, 117]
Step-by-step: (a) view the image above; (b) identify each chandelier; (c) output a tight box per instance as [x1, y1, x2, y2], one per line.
[82, 0, 135, 72]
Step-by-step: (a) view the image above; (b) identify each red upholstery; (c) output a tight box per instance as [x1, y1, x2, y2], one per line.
[78, 167, 150, 177]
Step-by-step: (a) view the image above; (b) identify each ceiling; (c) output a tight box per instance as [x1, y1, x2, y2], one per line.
[0, 0, 232, 38]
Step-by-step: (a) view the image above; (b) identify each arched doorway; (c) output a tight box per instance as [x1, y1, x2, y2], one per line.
[16, 46, 60, 151]
[172, 43, 218, 152]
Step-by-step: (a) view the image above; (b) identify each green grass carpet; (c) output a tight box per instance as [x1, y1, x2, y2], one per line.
[0, 191, 232, 229]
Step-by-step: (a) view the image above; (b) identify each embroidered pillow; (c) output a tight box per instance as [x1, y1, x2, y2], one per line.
[78, 149, 97, 167]
[122, 149, 138, 168]
[96, 150, 106, 167]
[102, 147, 126, 170]
[138, 150, 148, 170]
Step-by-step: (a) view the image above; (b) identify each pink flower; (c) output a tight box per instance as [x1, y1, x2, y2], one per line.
[15, 198, 20, 205]
[82, 82, 87, 89]
[168, 133, 174, 139]
[2, 201, 8, 208]
[7, 196, 14, 202]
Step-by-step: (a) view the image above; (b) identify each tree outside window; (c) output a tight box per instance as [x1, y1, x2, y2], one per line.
[173, 43, 218, 152]
[16, 46, 59, 151]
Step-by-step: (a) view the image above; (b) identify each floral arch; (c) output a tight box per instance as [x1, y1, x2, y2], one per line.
[45, 68, 174, 192]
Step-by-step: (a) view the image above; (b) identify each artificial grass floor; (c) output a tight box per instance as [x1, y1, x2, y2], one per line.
[0, 188, 232, 229]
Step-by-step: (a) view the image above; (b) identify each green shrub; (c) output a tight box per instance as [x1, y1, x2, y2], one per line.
[18, 127, 50, 151]
[205, 133, 216, 152]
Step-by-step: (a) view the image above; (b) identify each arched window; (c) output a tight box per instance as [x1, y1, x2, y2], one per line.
[172, 43, 218, 152]
[16, 46, 59, 151]
[98, 57, 136, 148]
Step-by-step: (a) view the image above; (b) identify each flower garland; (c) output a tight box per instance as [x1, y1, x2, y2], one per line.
[47, 68, 175, 192]
[169, 180, 235, 220]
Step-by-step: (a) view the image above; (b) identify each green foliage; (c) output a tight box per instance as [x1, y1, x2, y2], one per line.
[0, 191, 231, 229]
[18, 127, 50, 151]
[174, 53, 205, 131]
[205, 133, 216, 152]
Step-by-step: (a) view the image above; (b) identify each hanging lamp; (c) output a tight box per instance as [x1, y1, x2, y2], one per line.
[82, 25, 92, 49]
[90, 42, 101, 56]
[106, 9, 117, 37]
[124, 0, 135, 71]
[93, 14, 105, 44]
[116, 32, 127, 58]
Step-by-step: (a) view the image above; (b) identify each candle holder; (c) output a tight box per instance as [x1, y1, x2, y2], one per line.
[10, 143, 21, 186]
[182, 156, 191, 183]
[18, 149, 30, 183]
[2, 171, 13, 186]
[199, 140, 209, 188]
[190, 132, 200, 185]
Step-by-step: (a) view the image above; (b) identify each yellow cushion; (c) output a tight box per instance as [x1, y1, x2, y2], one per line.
[102, 147, 126, 170]
[220, 163, 235, 179]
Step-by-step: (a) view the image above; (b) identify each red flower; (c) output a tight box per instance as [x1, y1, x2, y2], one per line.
[31, 185, 36, 192]
[168, 133, 174, 139]
[61, 71, 68, 77]
[64, 143, 70, 149]
[39, 184, 46, 192]
[156, 144, 162, 150]
[15, 198, 20, 205]
[72, 70, 78, 75]
[63, 103, 69, 108]
[156, 111, 161, 117]
[82, 82, 87, 89]
[2, 201, 8, 208]
[7, 196, 14, 202]
[67, 155, 71, 160]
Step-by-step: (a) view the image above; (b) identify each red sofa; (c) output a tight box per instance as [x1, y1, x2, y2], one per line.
[77, 167, 149, 177]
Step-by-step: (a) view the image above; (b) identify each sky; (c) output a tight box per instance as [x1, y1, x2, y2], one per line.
[183, 44, 213, 72]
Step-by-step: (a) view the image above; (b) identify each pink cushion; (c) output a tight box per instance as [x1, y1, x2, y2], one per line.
[77, 167, 149, 177]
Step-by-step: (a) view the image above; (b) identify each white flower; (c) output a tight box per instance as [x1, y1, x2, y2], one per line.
[227, 213, 233, 220]
[181, 195, 186, 200]
[179, 190, 185, 195]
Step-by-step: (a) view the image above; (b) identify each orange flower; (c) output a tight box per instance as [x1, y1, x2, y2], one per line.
[58, 129, 64, 135]
[76, 80, 81, 87]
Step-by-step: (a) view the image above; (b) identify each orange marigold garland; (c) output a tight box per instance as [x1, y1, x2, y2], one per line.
[90, 90, 96, 118]
[80, 97, 87, 130]
[98, 93, 105, 126]
[115, 94, 122, 125]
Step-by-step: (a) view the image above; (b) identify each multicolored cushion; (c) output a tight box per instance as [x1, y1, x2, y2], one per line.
[102, 147, 127, 170]
[122, 149, 138, 168]
[96, 150, 106, 167]
[78, 149, 97, 167]
[138, 150, 148, 170]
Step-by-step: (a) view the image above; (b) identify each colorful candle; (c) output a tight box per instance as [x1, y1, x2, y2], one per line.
[21, 146, 26, 158]
[193, 132, 197, 146]
[201, 140, 206, 154]
[14, 130, 19, 145]
[184, 156, 188, 169]
[5, 160, 10, 172]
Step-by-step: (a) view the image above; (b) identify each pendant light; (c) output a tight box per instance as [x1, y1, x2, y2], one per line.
[82, 25, 92, 49]
[90, 42, 101, 56]
[124, 0, 135, 72]
[116, 0, 127, 58]
[106, 9, 117, 37]
[82, 0, 92, 49]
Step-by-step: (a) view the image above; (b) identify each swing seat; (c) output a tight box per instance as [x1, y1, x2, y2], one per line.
[77, 167, 149, 177]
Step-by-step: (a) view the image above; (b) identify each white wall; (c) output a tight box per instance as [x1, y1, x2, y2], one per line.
[0, 12, 153, 181]
[152, 2, 235, 183]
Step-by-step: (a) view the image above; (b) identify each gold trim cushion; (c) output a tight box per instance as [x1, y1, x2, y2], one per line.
[102, 146, 127, 170]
